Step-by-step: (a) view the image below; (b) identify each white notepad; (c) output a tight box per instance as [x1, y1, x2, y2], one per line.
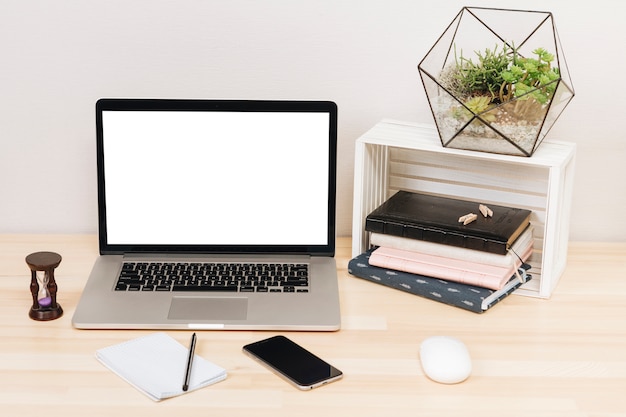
[96, 332, 227, 401]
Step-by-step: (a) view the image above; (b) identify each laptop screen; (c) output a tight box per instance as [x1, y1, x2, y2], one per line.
[96, 99, 337, 256]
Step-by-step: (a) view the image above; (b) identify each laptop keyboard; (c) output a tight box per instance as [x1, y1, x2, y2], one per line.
[114, 262, 309, 293]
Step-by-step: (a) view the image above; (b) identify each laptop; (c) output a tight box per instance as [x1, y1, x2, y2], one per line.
[72, 98, 341, 331]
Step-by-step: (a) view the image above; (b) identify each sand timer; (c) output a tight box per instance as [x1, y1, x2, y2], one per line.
[25, 251, 63, 321]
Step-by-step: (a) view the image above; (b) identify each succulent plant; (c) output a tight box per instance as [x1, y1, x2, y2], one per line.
[442, 42, 560, 120]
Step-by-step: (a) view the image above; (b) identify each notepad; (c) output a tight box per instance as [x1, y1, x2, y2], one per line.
[96, 332, 227, 401]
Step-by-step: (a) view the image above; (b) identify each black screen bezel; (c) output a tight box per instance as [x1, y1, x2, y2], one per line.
[95, 98, 337, 256]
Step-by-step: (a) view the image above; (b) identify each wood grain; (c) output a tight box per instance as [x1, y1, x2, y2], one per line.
[0, 236, 624, 416]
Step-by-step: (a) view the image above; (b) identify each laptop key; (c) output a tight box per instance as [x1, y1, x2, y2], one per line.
[171, 285, 238, 292]
[284, 279, 308, 286]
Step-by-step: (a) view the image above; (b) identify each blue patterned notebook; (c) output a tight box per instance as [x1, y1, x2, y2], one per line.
[348, 249, 531, 313]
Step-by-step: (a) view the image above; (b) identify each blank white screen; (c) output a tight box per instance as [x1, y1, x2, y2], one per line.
[102, 110, 330, 246]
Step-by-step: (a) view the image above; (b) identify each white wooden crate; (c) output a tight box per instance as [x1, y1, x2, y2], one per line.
[352, 120, 576, 298]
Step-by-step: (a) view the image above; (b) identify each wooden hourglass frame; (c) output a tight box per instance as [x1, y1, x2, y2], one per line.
[25, 251, 63, 321]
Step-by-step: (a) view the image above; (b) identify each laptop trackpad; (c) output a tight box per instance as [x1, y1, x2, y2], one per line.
[168, 297, 248, 320]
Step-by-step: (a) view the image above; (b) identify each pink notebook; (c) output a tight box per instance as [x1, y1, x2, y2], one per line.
[369, 241, 532, 290]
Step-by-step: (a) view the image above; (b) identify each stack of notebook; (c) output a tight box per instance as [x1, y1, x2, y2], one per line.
[348, 191, 533, 313]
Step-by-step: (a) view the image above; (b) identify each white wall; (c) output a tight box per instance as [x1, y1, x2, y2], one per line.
[1, 0, 624, 241]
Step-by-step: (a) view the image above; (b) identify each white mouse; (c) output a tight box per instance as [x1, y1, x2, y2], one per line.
[419, 336, 472, 384]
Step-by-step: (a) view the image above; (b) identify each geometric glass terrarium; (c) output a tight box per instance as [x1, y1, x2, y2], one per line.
[418, 7, 575, 156]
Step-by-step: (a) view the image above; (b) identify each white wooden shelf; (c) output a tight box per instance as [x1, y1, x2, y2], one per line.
[352, 120, 577, 298]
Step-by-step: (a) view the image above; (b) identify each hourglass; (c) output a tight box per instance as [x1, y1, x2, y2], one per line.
[25, 251, 63, 321]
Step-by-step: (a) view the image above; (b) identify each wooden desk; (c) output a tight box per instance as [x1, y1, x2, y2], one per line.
[1, 235, 625, 416]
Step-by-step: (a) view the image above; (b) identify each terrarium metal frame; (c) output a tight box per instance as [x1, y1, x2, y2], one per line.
[418, 7, 575, 157]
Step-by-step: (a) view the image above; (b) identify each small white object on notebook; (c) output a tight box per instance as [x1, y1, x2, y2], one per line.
[95, 332, 227, 401]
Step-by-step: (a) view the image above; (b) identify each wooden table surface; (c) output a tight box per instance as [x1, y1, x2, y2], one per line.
[1, 235, 625, 416]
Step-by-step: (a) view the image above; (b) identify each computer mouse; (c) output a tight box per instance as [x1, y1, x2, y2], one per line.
[419, 336, 472, 384]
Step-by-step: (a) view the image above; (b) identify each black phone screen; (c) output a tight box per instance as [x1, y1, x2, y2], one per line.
[243, 335, 343, 389]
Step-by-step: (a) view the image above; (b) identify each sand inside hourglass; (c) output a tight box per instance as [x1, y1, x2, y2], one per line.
[37, 271, 52, 307]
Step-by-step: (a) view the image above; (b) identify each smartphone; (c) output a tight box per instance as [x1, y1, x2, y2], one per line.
[243, 335, 343, 390]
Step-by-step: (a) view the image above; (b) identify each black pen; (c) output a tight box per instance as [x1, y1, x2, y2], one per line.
[182, 332, 197, 391]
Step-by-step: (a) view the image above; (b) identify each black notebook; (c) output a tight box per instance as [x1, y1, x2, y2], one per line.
[348, 249, 531, 314]
[365, 191, 531, 255]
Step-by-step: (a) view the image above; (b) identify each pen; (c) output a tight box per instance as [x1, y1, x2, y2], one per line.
[182, 332, 197, 391]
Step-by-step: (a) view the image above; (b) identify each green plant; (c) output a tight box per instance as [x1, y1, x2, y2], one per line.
[442, 42, 561, 122]
[500, 47, 560, 104]
[451, 95, 496, 124]
[453, 43, 511, 102]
